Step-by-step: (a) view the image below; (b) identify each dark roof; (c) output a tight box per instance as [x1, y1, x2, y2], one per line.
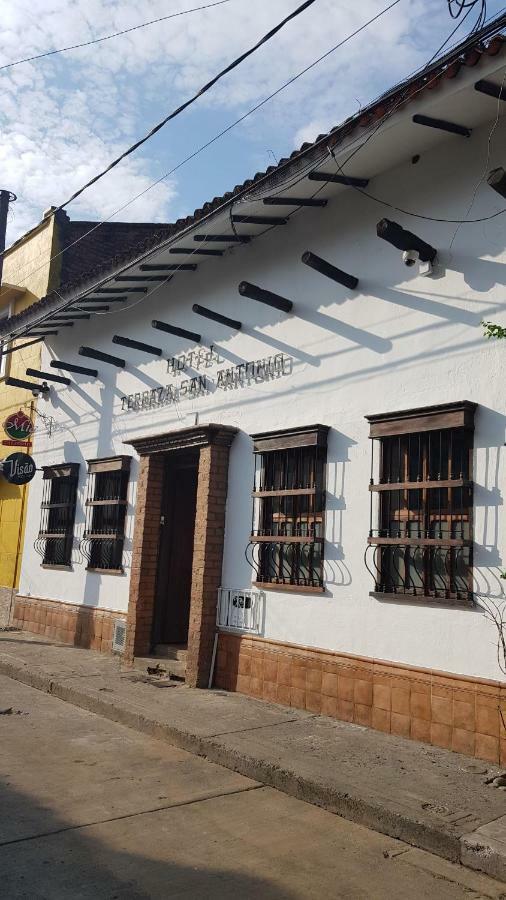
[5, 27, 506, 333]
[60, 219, 172, 285]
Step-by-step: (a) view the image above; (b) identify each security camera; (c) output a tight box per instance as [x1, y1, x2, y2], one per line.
[402, 249, 419, 267]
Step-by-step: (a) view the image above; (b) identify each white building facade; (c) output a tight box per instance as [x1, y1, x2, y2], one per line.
[4, 33, 506, 762]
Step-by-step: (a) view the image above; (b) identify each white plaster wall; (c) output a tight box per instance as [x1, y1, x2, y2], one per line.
[19, 116, 506, 679]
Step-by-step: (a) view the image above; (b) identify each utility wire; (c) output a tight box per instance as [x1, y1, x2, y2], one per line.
[0, 0, 234, 72]
[0, 0, 403, 297]
[53, 0, 321, 213]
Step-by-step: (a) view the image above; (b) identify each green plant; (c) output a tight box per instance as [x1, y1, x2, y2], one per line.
[482, 320, 506, 340]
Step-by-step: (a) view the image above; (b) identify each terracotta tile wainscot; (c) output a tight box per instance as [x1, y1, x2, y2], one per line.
[12, 595, 125, 653]
[215, 632, 506, 765]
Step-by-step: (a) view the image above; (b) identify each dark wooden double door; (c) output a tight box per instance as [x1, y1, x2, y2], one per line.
[153, 452, 199, 646]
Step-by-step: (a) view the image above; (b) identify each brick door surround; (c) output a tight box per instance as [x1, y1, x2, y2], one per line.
[124, 424, 237, 687]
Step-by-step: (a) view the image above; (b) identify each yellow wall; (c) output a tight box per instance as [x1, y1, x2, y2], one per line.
[0, 213, 58, 593]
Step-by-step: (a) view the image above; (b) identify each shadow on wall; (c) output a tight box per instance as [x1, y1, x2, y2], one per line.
[0, 781, 295, 900]
[324, 429, 356, 589]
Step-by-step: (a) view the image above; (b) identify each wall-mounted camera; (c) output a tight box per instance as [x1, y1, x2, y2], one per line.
[402, 249, 419, 268]
[377, 219, 437, 278]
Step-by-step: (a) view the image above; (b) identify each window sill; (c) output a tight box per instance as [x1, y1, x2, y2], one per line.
[370, 591, 474, 609]
[41, 564, 73, 571]
[253, 581, 324, 595]
[86, 567, 124, 575]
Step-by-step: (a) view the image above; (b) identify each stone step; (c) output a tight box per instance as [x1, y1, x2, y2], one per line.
[154, 644, 188, 661]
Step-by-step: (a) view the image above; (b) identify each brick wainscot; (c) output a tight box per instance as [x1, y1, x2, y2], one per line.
[11, 596, 124, 653]
[215, 632, 506, 765]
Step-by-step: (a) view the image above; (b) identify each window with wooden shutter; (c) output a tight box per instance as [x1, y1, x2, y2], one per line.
[248, 425, 329, 592]
[36, 464, 79, 568]
[82, 457, 131, 573]
[365, 402, 476, 605]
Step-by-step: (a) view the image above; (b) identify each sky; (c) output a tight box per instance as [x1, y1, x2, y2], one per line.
[0, 0, 504, 244]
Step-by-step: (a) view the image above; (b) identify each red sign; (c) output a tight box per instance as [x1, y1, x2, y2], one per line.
[3, 410, 34, 442]
[2, 439, 32, 447]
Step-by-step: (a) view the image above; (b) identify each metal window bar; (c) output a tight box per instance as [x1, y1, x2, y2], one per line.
[367, 427, 473, 603]
[249, 444, 326, 588]
[81, 469, 129, 570]
[35, 470, 79, 566]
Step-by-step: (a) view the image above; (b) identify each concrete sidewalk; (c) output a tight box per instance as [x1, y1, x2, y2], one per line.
[1, 631, 506, 884]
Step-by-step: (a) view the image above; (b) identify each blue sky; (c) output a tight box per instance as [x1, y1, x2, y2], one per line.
[1, 0, 504, 243]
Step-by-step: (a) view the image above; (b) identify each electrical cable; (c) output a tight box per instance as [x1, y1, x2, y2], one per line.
[0, 0, 403, 303]
[0, 0, 235, 72]
[53, 0, 322, 213]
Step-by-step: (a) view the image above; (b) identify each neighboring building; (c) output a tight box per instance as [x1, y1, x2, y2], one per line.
[0, 212, 168, 625]
[2, 30, 506, 763]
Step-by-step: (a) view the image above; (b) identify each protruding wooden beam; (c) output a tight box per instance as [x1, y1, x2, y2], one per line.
[26, 368, 70, 386]
[192, 304, 241, 329]
[49, 314, 90, 321]
[114, 275, 166, 282]
[308, 172, 369, 187]
[77, 306, 110, 313]
[90, 287, 147, 294]
[194, 234, 251, 243]
[263, 197, 328, 207]
[238, 281, 292, 313]
[376, 219, 437, 263]
[51, 360, 98, 377]
[84, 296, 127, 303]
[232, 215, 288, 226]
[170, 247, 223, 256]
[112, 335, 162, 356]
[2, 337, 45, 354]
[152, 320, 201, 343]
[412, 114, 471, 137]
[26, 330, 58, 337]
[79, 347, 125, 368]
[41, 321, 74, 327]
[140, 264, 197, 271]
[487, 167, 506, 199]
[301, 251, 358, 290]
[6, 376, 49, 392]
[475, 79, 506, 101]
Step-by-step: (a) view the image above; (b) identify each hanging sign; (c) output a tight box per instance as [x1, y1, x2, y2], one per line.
[1, 453, 37, 485]
[3, 410, 34, 442]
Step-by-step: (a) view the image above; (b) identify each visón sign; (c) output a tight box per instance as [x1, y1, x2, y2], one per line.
[1, 453, 37, 485]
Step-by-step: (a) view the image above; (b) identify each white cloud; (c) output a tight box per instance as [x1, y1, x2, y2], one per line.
[0, 0, 481, 244]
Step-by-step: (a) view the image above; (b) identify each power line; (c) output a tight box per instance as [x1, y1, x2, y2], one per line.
[53, 0, 322, 213]
[0, 0, 235, 72]
[0, 0, 403, 300]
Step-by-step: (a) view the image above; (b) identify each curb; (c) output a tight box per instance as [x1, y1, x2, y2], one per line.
[0, 656, 503, 882]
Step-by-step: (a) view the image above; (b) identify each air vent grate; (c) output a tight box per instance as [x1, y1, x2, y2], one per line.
[112, 619, 127, 653]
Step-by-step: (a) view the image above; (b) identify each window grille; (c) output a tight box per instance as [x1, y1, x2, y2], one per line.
[81, 457, 131, 572]
[365, 402, 476, 605]
[247, 425, 328, 591]
[35, 464, 79, 567]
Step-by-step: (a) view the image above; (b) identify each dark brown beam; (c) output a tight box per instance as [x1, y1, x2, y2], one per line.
[90, 287, 147, 294]
[308, 172, 369, 187]
[412, 114, 470, 137]
[140, 264, 197, 271]
[376, 219, 437, 263]
[487, 167, 506, 199]
[475, 79, 506, 101]
[114, 275, 166, 282]
[192, 304, 241, 330]
[49, 314, 90, 321]
[79, 347, 125, 368]
[263, 197, 328, 207]
[26, 368, 71, 386]
[238, 281, 292, 313]
[302, 251, 358, 290]
[1, 336, 45, 355]
[232, 214, 288, 226]
[6, 376, 49, 392]
[77, 306, 110, 313]
[152, 320, 201, 343]
[84, 296, 127, 303]
[25, 331, 58, 338]
[42, 321, 74, 328]
[51, 360, 98, 377]
[194, 234, 251, 243]
[112, 335, 162, 356]
[169, 247, 223, 256]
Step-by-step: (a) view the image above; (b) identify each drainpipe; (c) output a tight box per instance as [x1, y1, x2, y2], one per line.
[0, 191, 16, 286]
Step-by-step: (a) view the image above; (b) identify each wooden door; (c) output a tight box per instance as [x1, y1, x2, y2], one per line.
[153, 455, 198, 645]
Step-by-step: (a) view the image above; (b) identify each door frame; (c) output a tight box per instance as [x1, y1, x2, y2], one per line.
[124, 424, 237, 687]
